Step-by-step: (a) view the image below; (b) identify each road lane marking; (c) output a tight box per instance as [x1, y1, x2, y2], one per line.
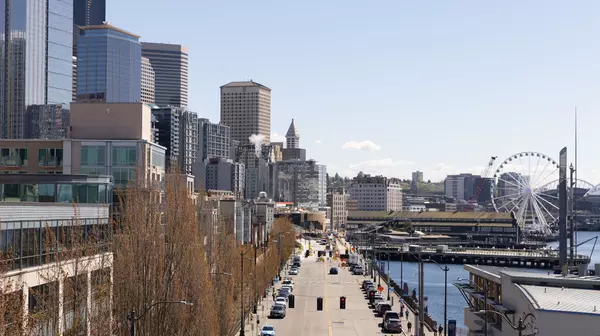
[323, 263, 333, 336]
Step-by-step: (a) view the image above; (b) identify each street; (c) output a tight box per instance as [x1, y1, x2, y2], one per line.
[255, 239, 399, 336]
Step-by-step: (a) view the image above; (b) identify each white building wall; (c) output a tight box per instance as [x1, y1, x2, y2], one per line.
[0, 203, 109, 221]
[386, 183, 403, 211]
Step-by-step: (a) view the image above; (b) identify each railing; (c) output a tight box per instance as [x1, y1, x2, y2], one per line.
[382, 272, 438, 332]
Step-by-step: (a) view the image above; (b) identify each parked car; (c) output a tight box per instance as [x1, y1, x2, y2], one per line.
[281, 285, 293, 292]
[269, 304, 286, 318]
[362, 280, 373, 290]
[275, 297, 287, 308]
[288, 267, 299, 275]
[353, 266, 364, 275]
[329, 267, 338, 275]
[260, 324, 277, 336]
[377, 302, 392, 316]
[383, 311, 402, 332]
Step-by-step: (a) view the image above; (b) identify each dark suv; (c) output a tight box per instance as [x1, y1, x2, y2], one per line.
[383, 311, 402, 332]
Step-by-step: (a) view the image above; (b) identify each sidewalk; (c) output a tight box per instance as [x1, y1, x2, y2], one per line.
[237, 239, 306, 336]
[339, 238, 437, 336]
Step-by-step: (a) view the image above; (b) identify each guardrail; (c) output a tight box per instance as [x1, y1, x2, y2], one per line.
[380, 272, 438, 332]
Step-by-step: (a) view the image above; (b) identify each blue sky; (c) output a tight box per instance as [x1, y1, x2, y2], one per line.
[109, 1, 600, 182]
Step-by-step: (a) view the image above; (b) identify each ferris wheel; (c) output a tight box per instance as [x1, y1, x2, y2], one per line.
[490, 152, 560, 235]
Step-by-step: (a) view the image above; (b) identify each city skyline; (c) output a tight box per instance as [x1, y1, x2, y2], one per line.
[104, 1, 599, 183]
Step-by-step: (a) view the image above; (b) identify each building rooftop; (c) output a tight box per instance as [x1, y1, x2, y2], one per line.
[286, 119, 299, 137]
[79, 24, 140, 39]
[465, 264, 600, 286]
[141, 42, 188, 53]
[220, 80, 271, 90]
[517, 284, 600, 315]
[348, 210, 514, 221]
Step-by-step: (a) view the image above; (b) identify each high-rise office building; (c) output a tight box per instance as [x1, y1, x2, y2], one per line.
[72, 0, 106, 102]
[220, 81, 271, 144]
[73, 0, 106, 27]
[180, 111, 198, 175]
[141, 57, 155, 104]
[0, 0, 74, 139]
[76, 24, 141, 103]
[151, 106, 181, 169]
[198, 118, 231, 162]
[141, 43, 188, 107]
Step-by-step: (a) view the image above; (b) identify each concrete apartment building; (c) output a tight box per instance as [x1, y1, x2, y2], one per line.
[348, 173, 403, 211]
[141, 42, 189, 107]
[180, 111, 199, 175]
[220, 81, 271, 144]
[198, 118, 231, 162]
[326, 190, 347, 230]
[271, 159, 327, 208]
[202, 157, 246, 197]
[141, 56, 156, 104]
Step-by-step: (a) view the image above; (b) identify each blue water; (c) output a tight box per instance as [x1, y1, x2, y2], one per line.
[385, 231, 600, 329]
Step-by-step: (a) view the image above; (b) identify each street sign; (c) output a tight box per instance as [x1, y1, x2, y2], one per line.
[377, 285, 384, 292]
[389, 287, 394, 292]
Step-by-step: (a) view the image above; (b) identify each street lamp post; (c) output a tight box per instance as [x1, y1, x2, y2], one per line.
[424, 259, 449, 336]
[128, 300, 193, 336]
[386, 250, 390, 301]
[479, 310, 537, 336]
[240, 246, 254, 336]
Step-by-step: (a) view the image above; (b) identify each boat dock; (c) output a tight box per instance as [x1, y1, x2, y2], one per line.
[357, 245, 591, 269]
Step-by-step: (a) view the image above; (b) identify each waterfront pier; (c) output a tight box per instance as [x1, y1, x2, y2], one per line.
[358, 245, 591, 269]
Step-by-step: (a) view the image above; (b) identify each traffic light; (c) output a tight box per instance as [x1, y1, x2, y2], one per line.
[289, 294, 295, 308]
[369, 290, 375, 304]
[340, 296, 346, 309]
[317, 297, 323, 311]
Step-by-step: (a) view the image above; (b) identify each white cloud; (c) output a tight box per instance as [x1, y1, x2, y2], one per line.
[315, 139, 322, 144]
[341, 140, 381, 151]
[271, 132, 285, 143]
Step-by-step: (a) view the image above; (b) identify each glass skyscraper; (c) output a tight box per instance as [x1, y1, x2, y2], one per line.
[0, 0, 74, 139]
[73, 0, 105, 27]
[76, 25, 141, 103]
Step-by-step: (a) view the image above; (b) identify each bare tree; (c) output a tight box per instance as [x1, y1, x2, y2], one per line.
[112, 171, 218, 336]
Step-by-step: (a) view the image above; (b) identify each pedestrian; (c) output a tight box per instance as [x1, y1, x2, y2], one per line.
[407, 321, 412, 332]
[438, 325, 443, 335]
[272, 292, 275, 301]
[406, 310, 409, 319]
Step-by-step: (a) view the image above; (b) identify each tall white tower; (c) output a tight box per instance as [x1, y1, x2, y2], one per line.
[286, 118, 299, 149]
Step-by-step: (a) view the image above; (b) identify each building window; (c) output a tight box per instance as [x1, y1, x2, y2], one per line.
[81, 146, 105, 166]
[80, 167, 106, 176]
[112, 147, 137, 167]
[38, 148, 63, 167]
[0, 148, 28, 166]
[113, 168, 135, 186]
